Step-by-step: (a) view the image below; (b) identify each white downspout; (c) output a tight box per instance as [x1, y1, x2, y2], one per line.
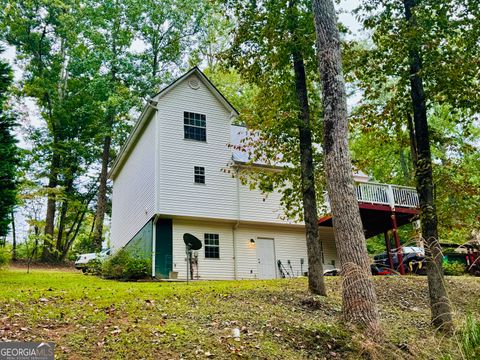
[232, 167, 241, 280]
[151, 100, 160, 278]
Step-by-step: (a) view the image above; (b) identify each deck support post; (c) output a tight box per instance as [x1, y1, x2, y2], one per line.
[384, 231, 395, 270]
[391, 213, 405, 274]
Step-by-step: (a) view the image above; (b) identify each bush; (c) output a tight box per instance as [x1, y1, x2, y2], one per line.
[84, 258, 103, 275]
[0, 246, 11, 267]
[443, 261, 465, 276]
[101, 249, 151, 281]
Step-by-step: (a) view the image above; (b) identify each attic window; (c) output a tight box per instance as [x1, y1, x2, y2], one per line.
[184, 111, 206, 141]
[188, 78, 200, 89]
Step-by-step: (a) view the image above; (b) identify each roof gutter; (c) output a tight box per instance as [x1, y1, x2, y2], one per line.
[232, 160, 284, 172]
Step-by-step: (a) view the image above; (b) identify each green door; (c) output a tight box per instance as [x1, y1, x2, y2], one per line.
[155, 219, 173, 278]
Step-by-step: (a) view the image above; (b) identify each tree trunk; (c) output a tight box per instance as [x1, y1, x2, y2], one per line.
[42, 149, 60, 262]
[61, 206, 90, 262]
[55, 177, 74, 261]
[286, 0, 326, 296]
[11, 210, 16, 261]
[407, 113, 418, 166]
[62, 186, 96, 261]
[92, 134, 111, 251]
[292, 51, 326, 296]
[403, 0, 453, 333]
[55, 198, 69, 261]
[312, 0, 379, 331]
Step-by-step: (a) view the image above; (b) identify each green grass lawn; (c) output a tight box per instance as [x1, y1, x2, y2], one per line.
[0, 268, 478, 359]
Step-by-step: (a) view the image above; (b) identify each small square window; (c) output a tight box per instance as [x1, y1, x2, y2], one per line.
[194, 166, 205, 184]
[204, 233, 219, 259]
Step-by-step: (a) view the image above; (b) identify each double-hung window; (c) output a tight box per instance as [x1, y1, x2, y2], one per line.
[194, 166, 205, 184]
[204, 233, 219, 259]
[184, 111, 206, 141]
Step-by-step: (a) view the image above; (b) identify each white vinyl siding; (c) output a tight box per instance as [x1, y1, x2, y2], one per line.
[234, 225, 307, 279]
[148, 72, 304, 226]
[233, 224, 338, 279]
[170, 217, 338, 280]
[237, 180, 292, 224]
[156, 74, 238, 220]
[110, 115, 156, 251]
[171, 219, 234, 280]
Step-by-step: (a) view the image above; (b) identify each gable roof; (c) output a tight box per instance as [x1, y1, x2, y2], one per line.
[152, 67, 239, 115]
[109, 67, 239, 180]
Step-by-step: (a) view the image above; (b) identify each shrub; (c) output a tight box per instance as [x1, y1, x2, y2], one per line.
[84, 258, 103, 275]
[0, 246, 11, 268]
[101, 249, 151, 280]
[443, 261, 465, 276]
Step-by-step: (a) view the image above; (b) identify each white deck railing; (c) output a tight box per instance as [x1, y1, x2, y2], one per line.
[323, 182, 419, 214]
[356, 182, 419, 208]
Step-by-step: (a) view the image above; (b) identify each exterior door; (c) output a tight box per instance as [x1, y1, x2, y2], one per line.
[256, 238, 276, 279]
[155, 219, 173, 279]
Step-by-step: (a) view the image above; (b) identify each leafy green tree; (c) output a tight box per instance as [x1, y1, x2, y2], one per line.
[1, 0, 214, 259]
[81, 0, 138, 251]
[203, 67, 258, 117]
[346, 0, 480, 332]
[350, 104, 480, 245]
[1, 0, 118, 261]
[222, 0, 326, 295]
[87, 0, 209, 251]
[1, 0, 91, 260]
[0, 49, 18, 238]
[130, 0, 208, 98]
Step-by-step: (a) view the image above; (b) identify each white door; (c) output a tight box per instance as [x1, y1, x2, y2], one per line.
[256, 238, 276, 279]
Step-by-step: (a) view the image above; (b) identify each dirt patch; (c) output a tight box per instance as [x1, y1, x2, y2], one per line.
[9, 260, 77, 272]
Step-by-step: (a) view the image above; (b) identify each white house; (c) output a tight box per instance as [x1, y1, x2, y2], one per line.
[109, 67, 419, 280]
[108, 67, 341, 280]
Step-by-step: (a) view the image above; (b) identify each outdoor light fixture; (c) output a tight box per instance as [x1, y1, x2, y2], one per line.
[250, 239, 255, 244]
[248, 239, 256, 249]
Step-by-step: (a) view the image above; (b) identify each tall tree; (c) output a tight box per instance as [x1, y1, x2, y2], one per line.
[312, 0, 379, 330]
[131, 0, 207, 98]
[222, 0, 326, 295]
[347, 0, 480, 331]
[1, 0, 114, 261]
[288, 0, 326, 295]
[0, 49, 18, 238]
[84, 0, 137, 251]
[402, 0, 452, 332]
[89, 0, 207, 251]
[1, 0, 85, 261]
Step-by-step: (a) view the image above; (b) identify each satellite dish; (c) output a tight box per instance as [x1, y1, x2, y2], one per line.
[183, 233, 202, 250]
